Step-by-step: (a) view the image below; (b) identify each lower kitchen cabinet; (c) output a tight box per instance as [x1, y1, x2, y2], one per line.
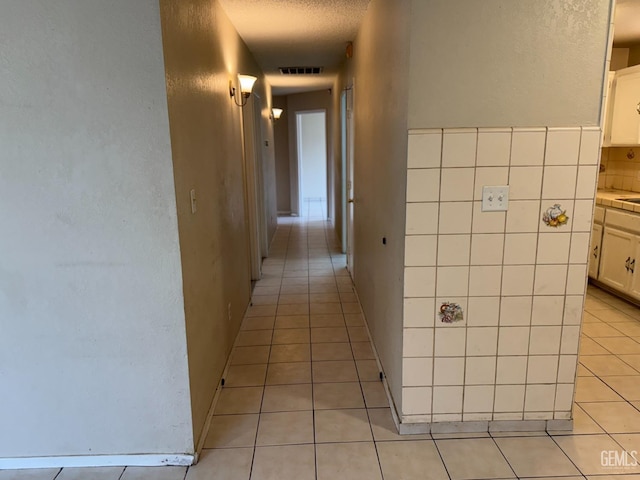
[589, 223, 603, 279]
[599, 226, 640, 299]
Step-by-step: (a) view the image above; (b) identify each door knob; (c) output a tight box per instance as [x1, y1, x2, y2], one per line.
[348, 199, 354, 203]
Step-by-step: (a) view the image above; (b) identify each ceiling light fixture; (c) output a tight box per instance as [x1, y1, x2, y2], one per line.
[230, 74, 257, 107]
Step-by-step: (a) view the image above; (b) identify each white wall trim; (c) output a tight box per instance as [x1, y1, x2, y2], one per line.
[0, 454, 194, 470]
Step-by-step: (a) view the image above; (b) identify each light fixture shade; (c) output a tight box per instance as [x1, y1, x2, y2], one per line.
[272, 108, 283, 120]
[238, 75, 257, 95]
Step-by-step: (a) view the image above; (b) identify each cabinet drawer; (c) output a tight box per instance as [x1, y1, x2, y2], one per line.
[605, 208, 640, 234]
[594, 206, 605, 225]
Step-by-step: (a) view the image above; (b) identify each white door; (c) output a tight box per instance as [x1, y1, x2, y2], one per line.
[296, 111, 327, 218]
[588, 223, 603, 279]
[610, 67, 640, 145]
[242, 95, 263, 280]
[599, 226, 634, 291]
[346, 86, 355, 277]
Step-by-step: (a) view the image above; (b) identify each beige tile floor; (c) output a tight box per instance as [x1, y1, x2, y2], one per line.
[6, 207, 640, 479]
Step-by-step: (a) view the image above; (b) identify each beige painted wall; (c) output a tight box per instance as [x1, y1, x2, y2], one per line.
[160, 0, 275, 446]
[348, 0, 412, 407]
[0, 0, 193, 457]
[274, 95, 291, 213]
[408, 0, 611, 128]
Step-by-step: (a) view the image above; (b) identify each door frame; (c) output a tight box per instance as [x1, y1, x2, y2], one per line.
[345, 84, 355, 277]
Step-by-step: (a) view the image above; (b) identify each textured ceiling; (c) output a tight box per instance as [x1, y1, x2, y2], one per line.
[614, 0, 640, 46]
[219, 0, 370, 95]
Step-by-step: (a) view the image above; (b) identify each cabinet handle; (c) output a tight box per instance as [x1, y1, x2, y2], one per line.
[631, 259, 636, 274]
[637, 102, 640, 115]
[626, 257, 631, 271]
[593, 245, 598, 258]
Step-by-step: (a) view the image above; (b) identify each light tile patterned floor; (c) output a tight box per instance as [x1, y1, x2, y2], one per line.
[6, 210, 640, 479]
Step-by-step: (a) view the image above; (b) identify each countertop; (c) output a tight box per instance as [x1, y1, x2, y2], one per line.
[596, 189, 640, 213]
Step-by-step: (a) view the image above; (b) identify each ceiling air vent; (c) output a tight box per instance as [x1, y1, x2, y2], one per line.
[279, 66, 324, 75]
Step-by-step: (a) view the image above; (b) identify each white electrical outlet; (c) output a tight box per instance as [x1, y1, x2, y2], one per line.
[482, 186, 509, 212]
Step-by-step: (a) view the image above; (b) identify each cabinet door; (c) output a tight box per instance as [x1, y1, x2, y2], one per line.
[610, 70, 640, 145]
[628, 237, 640, 300]
[589, 223, 603, 279]
[602, 71, 616, 146]
[599, 227, 634, 291]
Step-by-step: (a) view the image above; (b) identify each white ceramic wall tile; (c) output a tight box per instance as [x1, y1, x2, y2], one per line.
[503, 233, 537, 265]
[405, 235, 438, 267]
[579, 127, 602, 165]
[408, 131, 442, 168]
[442, 130, 477, 167]
[434, 328, 466, 357]
[496, 356, 528, 384]
[441, 168, 475, 201]
[468, 266, 502, 296]
[563, 296, 584, 325]
[575, 166, 598, 199]
[524, 384, 555, 412]
[433, 357, 465, 385]
[531, 296, 564, 325]
[463, 385, 495, 413]
[432, 386, 464, 414]
[406, 203, 439, 235]
[539, 200, 574, 232]
[572, 199, 594, 232]
[497, 326, 530, 355]
[474, 167, 509, 200]
[403, 357, 433, 386]
[466, 327, 498, 356]
[510, 128, 546, 166]
[404, 328, 434, 357]
[404, 267, 436, 297]
[566, 264, 588, 295]
[557, 355, 578, 382]
[476, 129, 511, 166]
[470, 234, 505, 265]
[544, 128, 581, 165]
[506, 201, 541, 233]
[533, 265, 568, 295]
[560, 325, 581, 355]
[500, 296, 533, 326]
[555, 383, 574, 412]
[402, 387, 432, 415]
[439, 202, 473, 234]
[436, 266, 469, 297]
[493, 412, 524, 421]
[569, 232, 590, 264]
[404, 298, 436, 328]
[472, 202, 506, 233]
[529, 326, 562, 355]
[467, 297, 500, 326]
[465, 356, 497, 384]
[494, 385, 526, 412]
[509, 166, 543, 200]
[407, 169, 440, 202]
[437, 235, 471, 266]
[536, 233, 571, 264]
[542, 166, 578, 199]
[501, 266, 535, 296]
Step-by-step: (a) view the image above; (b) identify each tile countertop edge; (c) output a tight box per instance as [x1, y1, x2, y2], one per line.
[596, 189, 640, 211]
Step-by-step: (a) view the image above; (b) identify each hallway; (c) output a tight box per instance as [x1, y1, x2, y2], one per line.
[8, 216, 640, 479]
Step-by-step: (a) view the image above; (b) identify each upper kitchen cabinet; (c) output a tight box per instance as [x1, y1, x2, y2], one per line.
[608, 64, 640, 146]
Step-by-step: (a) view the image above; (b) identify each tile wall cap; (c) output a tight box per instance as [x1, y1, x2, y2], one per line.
[408, 128, 442, 135]
[547, 126, 582, 132]
[443, 127, 478, 134]
[512, 127, 547, 133]
[477, 127, 512, 133]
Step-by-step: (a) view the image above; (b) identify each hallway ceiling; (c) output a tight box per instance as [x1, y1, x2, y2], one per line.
[219, 0, 370, 95]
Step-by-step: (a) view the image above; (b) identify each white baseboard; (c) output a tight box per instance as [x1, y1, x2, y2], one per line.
[0, 454, 194, 470]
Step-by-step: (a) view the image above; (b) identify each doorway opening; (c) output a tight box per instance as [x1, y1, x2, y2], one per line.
[296, 111, 327, 219]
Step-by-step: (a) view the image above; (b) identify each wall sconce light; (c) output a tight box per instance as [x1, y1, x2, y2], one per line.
[230, 74, 257, 107]
[271, 108, 283, 121]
